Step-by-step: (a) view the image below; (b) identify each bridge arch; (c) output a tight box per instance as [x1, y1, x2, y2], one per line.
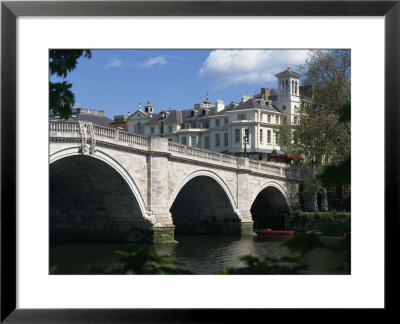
[50, 148, 151, 243]
[168, 170, 237, 211]
[50, 147, 147, 215]
[169, 170, 241, 235]
[250, 181, 290, 230]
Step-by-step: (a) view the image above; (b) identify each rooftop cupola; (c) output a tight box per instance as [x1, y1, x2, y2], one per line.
[275, 65, 302, 98]
[144, 99, 154, 114]
[203, 93, 211, 105]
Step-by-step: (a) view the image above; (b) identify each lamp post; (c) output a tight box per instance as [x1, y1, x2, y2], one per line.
[243, 135, 249, 157]
[159, 110, 167, 137]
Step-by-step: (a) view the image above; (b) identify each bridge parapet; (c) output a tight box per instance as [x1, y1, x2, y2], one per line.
[249, 159, 285, 177]
[50, 120, 148, 148]
[49, 120, 302, 181]
[49, 120, 81, 138]
[168, 142, 237, 166]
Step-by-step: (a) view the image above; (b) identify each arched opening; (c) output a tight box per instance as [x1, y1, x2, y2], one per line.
[170, 176, 241, 235]
[251, 186, 290, 230]
[50, 155, 151, 243]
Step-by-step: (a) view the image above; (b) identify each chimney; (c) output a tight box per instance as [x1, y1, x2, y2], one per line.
[215, 99, 225, 112]
[114, 115, 126, 123]
[261, 88, 270, 100]
[299, 85, 316, 99]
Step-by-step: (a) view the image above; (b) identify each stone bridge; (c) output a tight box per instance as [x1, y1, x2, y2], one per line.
[49, 120, 302, 243]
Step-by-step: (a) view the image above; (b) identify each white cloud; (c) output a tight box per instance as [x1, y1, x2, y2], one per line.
[198, 50, 310, 89]
[139, 56, 167, 68]
[105, 56, 124, 69]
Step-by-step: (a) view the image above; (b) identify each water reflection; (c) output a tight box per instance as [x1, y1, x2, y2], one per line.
[50, 234, 346, 275]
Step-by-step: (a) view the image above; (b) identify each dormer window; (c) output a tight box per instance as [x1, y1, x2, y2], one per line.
[185, 123, 191, 129]
[202, 110, 206, 116]
[191, 111, 195, 117]
[196, 122, 202, 129]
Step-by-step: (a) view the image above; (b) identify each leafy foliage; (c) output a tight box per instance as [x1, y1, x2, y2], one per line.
[283, 233, 323, 256]
[49, 50, 91, 119]
[89, 244, 192, 275]
[297, 49, 351, 164]
[276, 50, 351, 208]
[215, 255, 305, 274]
[317, 156, 351, 188]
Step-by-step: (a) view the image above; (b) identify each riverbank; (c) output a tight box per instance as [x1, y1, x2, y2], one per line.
[285, 211, 350, 233]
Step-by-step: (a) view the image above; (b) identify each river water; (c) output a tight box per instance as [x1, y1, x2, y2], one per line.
[50, 234, 349, 275]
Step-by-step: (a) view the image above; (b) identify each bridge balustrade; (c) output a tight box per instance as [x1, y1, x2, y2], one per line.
[49, 120, 299, 180]
[49, 120, 80, 135]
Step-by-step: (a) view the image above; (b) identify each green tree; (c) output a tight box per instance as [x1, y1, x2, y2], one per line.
[297, 50, 351, 165]
[49, 50, 91, 119]
[301, 50, 351, 209]
[277, 50, 351, 210]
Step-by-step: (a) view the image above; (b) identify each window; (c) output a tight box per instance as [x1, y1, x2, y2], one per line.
[185, 123, 191, 129]
[205, 136, 210, 149]
[215, 134, 220, 146]
[196, 122, 202, 129]
[267, 130, 271, 144]
[283, 117, 287, 124]
[168, 125, 173, 133]
[191, 111, 195, 117]
[137, 122, 142, 134]
[202, 110, 206, 116]
[216, 119, 220, 127]
[224, 118, 229, 125]
[267, 115, 271, 123]
[235, 129, 240, 142]
[275, 116, 279, 124]
[294, 116, 298, 124]
[181, 136, 187, 145]
[275, 132, 279, 145]
[283, 105, 286, 110]
[224, 133, 228, 146]
[191, 136, 197, 147]
[260, 129, 263, 143]
[151, 127, 155, 134]
[238, 114, 246, 120]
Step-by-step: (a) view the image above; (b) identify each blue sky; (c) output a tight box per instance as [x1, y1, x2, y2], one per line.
[51, 49, 310, 118]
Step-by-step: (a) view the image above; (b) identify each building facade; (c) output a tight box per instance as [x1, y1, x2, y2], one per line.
[126, 67, 312, 160]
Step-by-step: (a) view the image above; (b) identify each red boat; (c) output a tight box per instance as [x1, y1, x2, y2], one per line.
[255, 229, 295, 236]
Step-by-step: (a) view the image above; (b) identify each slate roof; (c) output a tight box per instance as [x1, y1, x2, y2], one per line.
[254, 88, 279, 99]
[269, 88, 279, 96]
[181, 107, 216, 128]
[275, 68, 302, 78]
[260, 104, 281, 113]
[50, 111, 113, 127]
[144, 107, 217, 128]
[214, 98, 280, 116]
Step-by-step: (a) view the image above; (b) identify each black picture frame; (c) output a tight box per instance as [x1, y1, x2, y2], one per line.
[1, 0, 398, 322]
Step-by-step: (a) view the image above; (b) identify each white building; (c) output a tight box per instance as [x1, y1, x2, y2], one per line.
[126, 67, 312, 160]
